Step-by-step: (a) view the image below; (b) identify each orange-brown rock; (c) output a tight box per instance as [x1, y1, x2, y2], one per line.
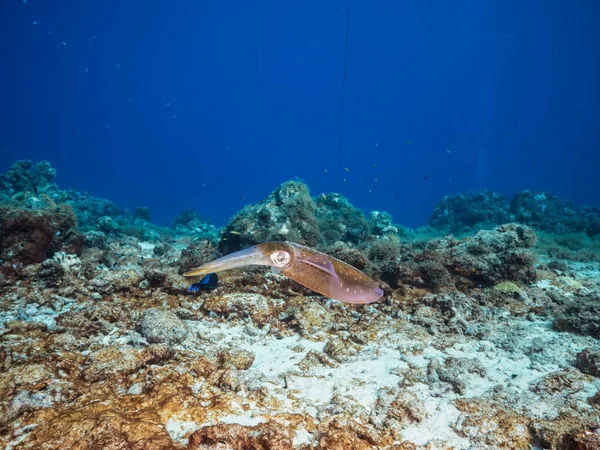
[455, 399, 532, 449]
[188, 421, 293, 449]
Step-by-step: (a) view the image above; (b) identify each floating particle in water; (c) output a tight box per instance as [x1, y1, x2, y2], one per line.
[62, 41, 66, 46]
[344, 167, 350, 172]
[33, 21, 38, 25]
[406, 141, 412, 145]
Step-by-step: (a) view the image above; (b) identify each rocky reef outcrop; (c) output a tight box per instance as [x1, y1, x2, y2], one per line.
[368, 223, 537, 292]
[430, 189, 600, 237]
[430, 190, 510, 233]
[0, 197, 83, 265]
[218, 181, 321, 254]
[217, 180, 407, 255]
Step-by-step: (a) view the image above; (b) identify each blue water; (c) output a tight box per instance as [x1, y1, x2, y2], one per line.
[1, 0, 598, 228]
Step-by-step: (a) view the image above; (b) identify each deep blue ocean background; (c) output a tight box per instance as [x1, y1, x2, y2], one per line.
[1, 0, 598, 228]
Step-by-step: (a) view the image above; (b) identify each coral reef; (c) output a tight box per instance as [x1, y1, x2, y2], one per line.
[430, 190, 510, 233]
[315, 193, 369, 244]
[510, 190, 580, 234]
[553, 292, 600, 338]
[218, 181, 320, 254]
[217, 180, 392, 255]
[0, 201, 83, 265]
[1, 159, 600, 449]
[0, 160, 63, 202]
[369, 223, 537, 291]
[172, 210, 218, 241]
[430, 189, 600, 237]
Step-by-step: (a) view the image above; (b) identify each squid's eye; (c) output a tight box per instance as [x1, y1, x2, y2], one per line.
[270, 250, 291, 267]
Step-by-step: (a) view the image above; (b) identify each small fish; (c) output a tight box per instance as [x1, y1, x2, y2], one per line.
[229, 231, 241, 235]
[324, 169, 328, 173]
[373, 163, 378, 167]
[406, 141, 412, 145]
[344, 167, 350, 172]
[188, 273, 218, 292]
[424, 173, 434, 180]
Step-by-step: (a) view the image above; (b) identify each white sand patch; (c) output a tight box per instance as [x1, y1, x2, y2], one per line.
[165, 416, 200, 445]
[292, 423, 313, 446]
[400, 394, 468, 448]
[242, 335, 324, 378]
[535, 279, 558, 291]
[218, 413, 264, 426]
[139, 241, 156, 258]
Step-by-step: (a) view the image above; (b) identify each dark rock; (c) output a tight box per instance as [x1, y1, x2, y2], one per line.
[510, 190, 576, 232]
[189, 422, 292, 449]
[509, 190, 600, 237]
[139, 308, 188, 345]
[315, 193, 369, 244]
[171, 210, 218, 239]
[83, 231, 109, 250]
[219, 181, 320, 254]
[575, 348, 600, 378]
[177, 240, 220, 275]
[369, 211, 400, 236]
[553, 293, 600, 339]
[134, 207, 151, 221]
[430, 190, 510, 232]
[37, 259, 65, 287]
[323, 241, 368, 270]
[377, 223, 538, 290]
[0, 160, 61, 201]
[67, 193, 121, 229]
[0, 203, 79, 264]
[97, 216, 119, 233]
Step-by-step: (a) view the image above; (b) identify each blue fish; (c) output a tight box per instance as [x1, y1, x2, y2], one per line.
[188, 273, 218, 292]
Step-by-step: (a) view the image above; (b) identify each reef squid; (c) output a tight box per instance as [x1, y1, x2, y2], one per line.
[184, 241, 384, 304]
